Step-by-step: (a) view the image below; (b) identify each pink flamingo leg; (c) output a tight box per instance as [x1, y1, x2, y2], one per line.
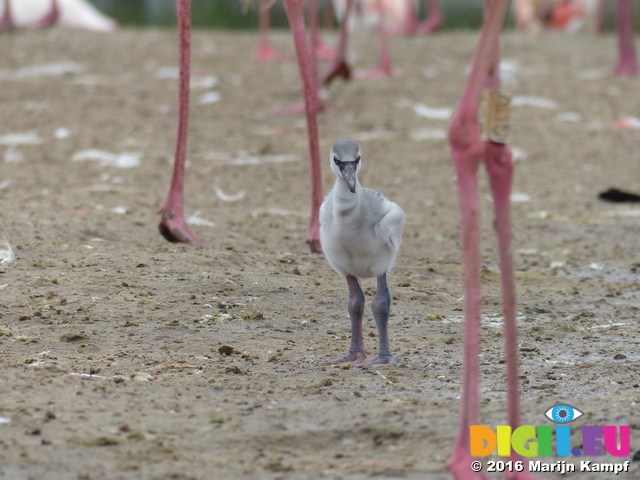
[309, 0, 334, 59]
[612, 0, 638, 76]
[392, 0, 419, 36]
[321, 0, 354, 86]
[282, 0, 323, 253]
[0, 0, 12, 30]
[449, 106, 484, 480]
[273, 97, 327, 116]
[255, 0, 287, 61]
[416, 0, 443, 33]
[354, 0, 396, 79]
[159, 0, 202, 246]
[323, 0, 335, 30]
[275, 0, 328, 117]
[393, 0, 442, 36]
[447, 1, 543, 479]
[594, 0, 606, 34]
[30, 0, 60, 28]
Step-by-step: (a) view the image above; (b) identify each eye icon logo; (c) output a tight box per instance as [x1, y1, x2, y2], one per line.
[545, 404, 583, 424]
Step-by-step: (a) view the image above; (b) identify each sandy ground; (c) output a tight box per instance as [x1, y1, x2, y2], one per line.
[1, 26, 639, 480]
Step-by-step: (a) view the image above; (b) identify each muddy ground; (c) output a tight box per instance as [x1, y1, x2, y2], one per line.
[0, 26, 639, 480]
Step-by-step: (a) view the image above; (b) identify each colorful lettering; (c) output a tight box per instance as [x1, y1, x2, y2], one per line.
[497, 426, 512, 456]
[582, 426, 604, 456]
[556, 425, 571, 456]
[537, 425, 553, 456]
[469, 425, 496, 457]
[469, 424, 632, 458]
[512, 425, 537, 457]
[604, 426, 631, 457]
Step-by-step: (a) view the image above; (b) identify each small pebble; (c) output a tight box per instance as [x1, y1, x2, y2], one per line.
[218, 345, 236, 356]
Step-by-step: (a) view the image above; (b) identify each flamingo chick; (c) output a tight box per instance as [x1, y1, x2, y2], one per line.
[320, 138, 405, 366]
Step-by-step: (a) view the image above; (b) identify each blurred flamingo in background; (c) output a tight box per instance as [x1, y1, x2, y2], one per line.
[162, 0, 325, 251]
[321, 0, 355, 85]
[0, 0, 117, 31]
[392, 0, 443, 35]
[322, 0, 401, 85]
[309, 0, 335, 59]
[513, 0, 637, 76]
[255, 0, 333, 62]
[513, 0, 592, 33]
[354, 0, 397, 78]
[255, 0, 288, 61]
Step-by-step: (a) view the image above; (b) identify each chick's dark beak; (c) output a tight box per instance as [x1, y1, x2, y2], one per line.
[339, 162, 358, 193]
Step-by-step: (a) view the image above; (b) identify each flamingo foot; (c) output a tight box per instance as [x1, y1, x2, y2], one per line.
[274, 102, 306, 116]
[415, 13, 443, 34]
[353, 66, 398, 79]
[0, 8, 11, 30]
[328, 350, 368, 366]
[307, 220, 322, 253]
[448, 451, 494, 480]
[321, 59, 352, 86]
[254, 43, 288, 62]
[274, 98, 328, 116]
[315, 42, 335, 59]
[612, 63, 638, 76]
[391, 20, 418, 37]
[361, 354, 396, 367]
[307, 237, 322, 254]
[159, 213, 202, 246]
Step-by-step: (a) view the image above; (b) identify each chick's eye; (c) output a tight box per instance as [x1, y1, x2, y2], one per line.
[544, 404, 583, 424]
[355, 156, 361, 163]
[333, 156, 339, 164]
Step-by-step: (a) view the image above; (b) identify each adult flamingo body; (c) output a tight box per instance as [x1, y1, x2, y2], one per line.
[255, 0, 288, 61]
[322, 0, 397, 85]
[513, 0, 590, 33]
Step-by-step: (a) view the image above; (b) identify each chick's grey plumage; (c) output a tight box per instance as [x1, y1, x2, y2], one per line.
[320, 139, 405, 279]
[321, 187, 403, 278]
[319, 138, 406, 366]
